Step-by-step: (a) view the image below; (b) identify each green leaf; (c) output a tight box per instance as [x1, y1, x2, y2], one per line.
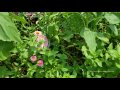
[97, 32, 109, 43]
[0, 66, 13, 78]
[69, 75, 76, 78]
[9, 12, 28, 24]
[54, 35, 60, 43]
[62, 68, 68, 72]
[80, 27, 97, 53]
[72, 70, 77, 77]
[0, 12, 22, 43]
[94, 75, 101, 78]
[56, 71, 59, 78]
[49, 12, 60, 20]
[57, 54, 68, 60]
[108, 49, 119, 58]
[116, 44, 120, 54]
[0, 41, 14, 60]
[86, 71, 92, 78]
[63, 31, 73, 42]
[27, 70, 36, 77]
[109, 24, 118, 36]
[81, 46, 93, 59]
[105, 53, 110, 60]
[47, 22, 59, 37]
[48, 59, 53, 65]
[97, 12, 105, 17]
[92, 12, 97, 17]
[63, 73, 71, 78]
[63, 13, 85, 34]
[104, 13, 120, 24]
[21, 50, 28, 59]
[47, 50, 59, 57]
[115, 63, 120, 68]
[0, 12, 9, 16]
[27, 65, 37, 77]
[95, 59, 102, 67]
[108, 43, 113, 50]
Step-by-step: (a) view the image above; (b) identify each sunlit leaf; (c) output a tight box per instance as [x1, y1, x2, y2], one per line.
[105, 13, 120, 24]
[109, 24, 118, 36]
[80, 27, 97, 53]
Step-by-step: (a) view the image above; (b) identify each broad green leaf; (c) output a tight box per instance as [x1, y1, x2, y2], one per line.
[105, 53, 110, 60]
[92, 12, 97, 17]
[62, 13, 85, 34]
[108, 49, 119, 58]
[109, 24, 118, 36]
[0, 66, 13, 78]
[48, 59, 53, 65]
[0, 12, 22, 43]
[0, 12, 9, 16]
[115, 63, 120, 68]
[95, 59, 102, 67]
[108, 43, 113, 50]
[80, 28, 97, 53]
[0, 41, 14, 60]
[97, 32, 109, 43]
[104, 13, 120, 24]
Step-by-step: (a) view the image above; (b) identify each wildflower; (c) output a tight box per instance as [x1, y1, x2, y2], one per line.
[37, 35, 48, 47]
[25, 12, 33, 17]
[36, 35, 49, 48]
[34, 31, 49, 48]
[25, 12, 36, 17]
[30, 55, 37, 62]
[34, 31, 42, 36]
[37, 60, 44, 67]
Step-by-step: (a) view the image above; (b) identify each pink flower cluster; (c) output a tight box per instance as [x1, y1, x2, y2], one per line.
[29, 31, 48, 67]
[30, 55, 43, 67]
[30, 55, 37, 63]
[34, 31, 48, 48]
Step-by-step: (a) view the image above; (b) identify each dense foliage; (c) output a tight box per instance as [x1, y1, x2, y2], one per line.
[1, 12, 120, 78]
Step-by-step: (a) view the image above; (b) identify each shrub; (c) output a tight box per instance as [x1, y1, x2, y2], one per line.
[1, 12, 120, 78]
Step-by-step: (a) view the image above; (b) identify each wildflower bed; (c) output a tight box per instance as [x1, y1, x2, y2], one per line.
[0, 12, 120, 78]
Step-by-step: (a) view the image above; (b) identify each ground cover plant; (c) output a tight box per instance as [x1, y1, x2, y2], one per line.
[1, 12, 120, 78]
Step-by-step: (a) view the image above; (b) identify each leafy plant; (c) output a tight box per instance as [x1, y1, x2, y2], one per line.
[1, 12, 120, 78]
[0, 12, 22, 60]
